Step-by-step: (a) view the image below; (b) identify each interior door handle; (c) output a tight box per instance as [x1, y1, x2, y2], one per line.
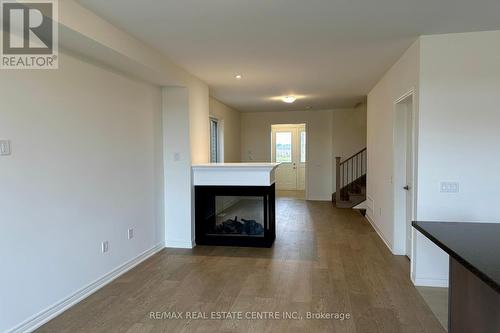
[403, 185, 410, 191]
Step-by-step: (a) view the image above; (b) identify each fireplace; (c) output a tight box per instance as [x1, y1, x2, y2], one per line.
[195, 184, 276, 247]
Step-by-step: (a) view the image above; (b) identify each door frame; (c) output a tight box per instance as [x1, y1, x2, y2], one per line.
[392, 89, 418, 259]
[271, 123, 307, 192]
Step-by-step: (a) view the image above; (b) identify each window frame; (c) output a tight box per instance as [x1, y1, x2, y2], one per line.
[210, 117, 219, 163]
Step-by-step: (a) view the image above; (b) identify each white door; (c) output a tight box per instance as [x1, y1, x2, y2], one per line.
[404, 101, 414, 258]
[272, 125, 306, 190]
[394, 94, 414, 259]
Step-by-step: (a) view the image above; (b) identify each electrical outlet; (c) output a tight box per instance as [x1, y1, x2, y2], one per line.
[101, 241, 109, 253]
[128, 228, 134, 240]
[440, 182, 459, 193]
[0, 140, 11, 156]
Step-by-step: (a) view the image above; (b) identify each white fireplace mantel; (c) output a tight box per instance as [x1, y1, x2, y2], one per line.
[192, 163, 281, 186]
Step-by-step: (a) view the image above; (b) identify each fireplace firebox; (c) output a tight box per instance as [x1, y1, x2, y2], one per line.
[195, 184, 276, 247]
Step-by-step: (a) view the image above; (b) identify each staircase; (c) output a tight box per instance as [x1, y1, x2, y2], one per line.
[333, 148, 367, 209]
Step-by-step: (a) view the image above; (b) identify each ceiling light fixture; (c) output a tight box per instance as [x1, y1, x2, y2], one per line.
[281, 96, 297, 103]
[235, 74, 242, 79]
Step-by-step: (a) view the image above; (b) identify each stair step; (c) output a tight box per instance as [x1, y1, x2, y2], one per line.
[336, 200, 356, 209]
[335, 196, 366, 208]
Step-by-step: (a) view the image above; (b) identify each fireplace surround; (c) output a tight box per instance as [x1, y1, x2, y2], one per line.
[195, 184, 275, 247]
[192, 163, 280, 248]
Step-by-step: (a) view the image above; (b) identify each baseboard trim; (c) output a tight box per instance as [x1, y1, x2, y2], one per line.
[165, 239, 195, 249]
[365, 214, 395, 254]
[414, 277, 449, 288]
[7, 243, 164, 333]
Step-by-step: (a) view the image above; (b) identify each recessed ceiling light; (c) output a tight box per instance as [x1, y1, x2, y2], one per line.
[235, 74, 242, 79]
[281, 96, 297, 103]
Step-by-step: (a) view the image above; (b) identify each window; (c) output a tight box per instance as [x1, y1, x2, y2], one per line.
[300, 131, 306, 163]
[275, 132, 292, 163]
[210, 118, 219, 163]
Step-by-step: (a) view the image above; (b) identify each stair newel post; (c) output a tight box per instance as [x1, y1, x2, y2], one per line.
[335, 156, 341, 203]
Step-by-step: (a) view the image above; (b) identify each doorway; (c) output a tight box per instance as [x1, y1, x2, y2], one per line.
[271, 124, 306, 191]
[393, 92, 415, 259]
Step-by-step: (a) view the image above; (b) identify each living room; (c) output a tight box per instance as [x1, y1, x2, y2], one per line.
[1, 1, 499, 332]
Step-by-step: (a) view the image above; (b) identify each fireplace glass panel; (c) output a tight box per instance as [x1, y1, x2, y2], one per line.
[208, 196, 265, 237]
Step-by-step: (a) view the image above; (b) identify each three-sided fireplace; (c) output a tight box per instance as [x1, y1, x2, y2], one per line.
[195, 184, 276, 247]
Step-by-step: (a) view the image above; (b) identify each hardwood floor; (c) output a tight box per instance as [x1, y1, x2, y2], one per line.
[276, 190, 305, 200]
[37, 195, 445, 333]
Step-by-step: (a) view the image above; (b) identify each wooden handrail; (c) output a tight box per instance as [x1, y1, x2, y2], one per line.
[340, 147, 367, 166]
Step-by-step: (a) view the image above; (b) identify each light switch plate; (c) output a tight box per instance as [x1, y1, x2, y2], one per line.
[0, 140, 11, 156]
[440, 182, 459, 193]
[102, 241, 109, 253]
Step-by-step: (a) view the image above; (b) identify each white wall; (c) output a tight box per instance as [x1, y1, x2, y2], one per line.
[367, 31, 500, 287]
[209, 97, 241, 162]
[0, 52, 164, 333]
[188, 81, 210, 164]
[59, 0, 210, 166]
[414, 30, 500, 285]
[162, 87, 195, 248]
[418, 31, 500, 221]
[1, 1, 211, 331]
[366, 40, 420, 251]
[241, 109, 366, 200]
[332, 104, 367, 191]
[241, 110, 332, 200]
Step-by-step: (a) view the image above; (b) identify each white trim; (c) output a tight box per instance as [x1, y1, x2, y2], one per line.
[352, 200, 366, 209]
[394, 88, 415, 104]
[192, 163, 279, 186]
[192, 163, 280, 169]
[7, 243, 164, 333]
[413, 277, 449, 288]
[365, 195, 375, 213]
[165, 239, 196, 249]
[365, 214, 394, 254]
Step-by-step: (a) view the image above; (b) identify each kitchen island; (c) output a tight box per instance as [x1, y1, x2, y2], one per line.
[412, 221, 500, 333]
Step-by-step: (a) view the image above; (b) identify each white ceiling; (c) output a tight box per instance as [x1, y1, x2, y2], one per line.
[78, 0, 500, 111]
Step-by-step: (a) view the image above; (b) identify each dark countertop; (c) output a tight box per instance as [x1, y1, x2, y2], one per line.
[412, 221, 500, 294]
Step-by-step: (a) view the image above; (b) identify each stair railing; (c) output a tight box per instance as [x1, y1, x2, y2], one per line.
[335, 148, 367, 202]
